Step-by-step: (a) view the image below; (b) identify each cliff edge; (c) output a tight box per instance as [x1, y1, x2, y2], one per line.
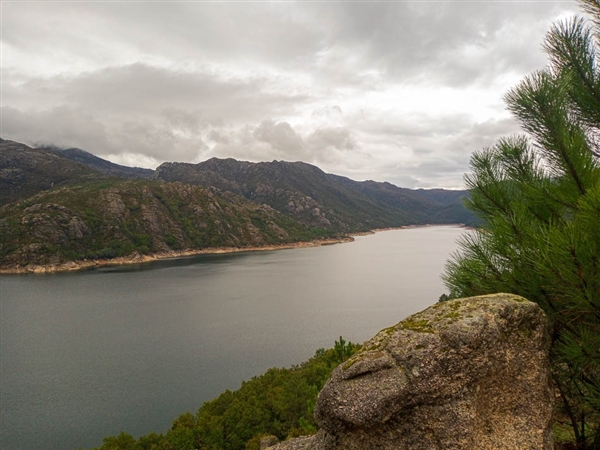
[270, 293, 553, 450]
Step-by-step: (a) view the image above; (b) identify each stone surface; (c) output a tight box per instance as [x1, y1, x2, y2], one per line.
[260, 435, 280, 449]
[268, 435, 315, 450]
[270, 293, 553, 450]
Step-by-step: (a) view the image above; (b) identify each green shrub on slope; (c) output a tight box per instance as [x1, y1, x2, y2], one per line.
[88, 338, 359, 450]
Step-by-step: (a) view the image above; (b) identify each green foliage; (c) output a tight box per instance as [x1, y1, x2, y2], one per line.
[0, 179, 340, 268]
[89, 339, 360, 450]
[333, 336, 354, 363]
[164, 234, 180, 250]
[443, 2, 600, 447]
[137, 432, 163, 450]
[155, 155, 475, 232]
[97, 432, 140, 450]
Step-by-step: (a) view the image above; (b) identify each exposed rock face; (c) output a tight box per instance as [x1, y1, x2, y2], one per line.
[270, 294, 553, 450]
[154, 157, 478, 231]
[0, 180, 341, 271]
[260, 435, 280, 449]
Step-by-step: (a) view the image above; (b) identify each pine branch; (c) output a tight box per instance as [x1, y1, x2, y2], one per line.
[579, 0, 600, 31]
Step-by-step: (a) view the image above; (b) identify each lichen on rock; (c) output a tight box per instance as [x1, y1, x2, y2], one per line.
[270, 293, 554, 450]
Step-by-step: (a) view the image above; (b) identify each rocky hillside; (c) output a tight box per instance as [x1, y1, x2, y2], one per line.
[273, 294, 553, 450]
[0, 179, 335, 270]
[0, 138, 476, 270]
[51, 147, 154, 179]
[1, 139, 476, 230]
[328, 175, 474, 225]
[154, 158, 477, 231]
[0, 139, 108, 205]
[154, 159, 413, 231]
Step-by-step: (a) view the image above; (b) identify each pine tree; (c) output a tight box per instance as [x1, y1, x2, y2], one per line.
[443, 2, 600, 448]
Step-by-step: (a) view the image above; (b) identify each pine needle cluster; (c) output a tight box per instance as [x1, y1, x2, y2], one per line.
[443, 1, 600, 448]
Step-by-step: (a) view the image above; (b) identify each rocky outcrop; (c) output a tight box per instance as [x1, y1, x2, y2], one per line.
[260, 435, 280, 449]
[271, 294, 553, 450]
[0, 180, 343, 271]
[154, 157, 479, 231]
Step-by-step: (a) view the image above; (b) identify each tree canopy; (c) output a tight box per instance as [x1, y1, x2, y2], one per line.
[88, 338, 359, 450]
[443, 1, 600, 448]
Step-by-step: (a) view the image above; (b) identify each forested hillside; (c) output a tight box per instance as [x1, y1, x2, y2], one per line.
[155, 158, 477, 230]
[88, 339, 360, 450]
[0, 138, 474, 271]
[0, 179, 335, 270]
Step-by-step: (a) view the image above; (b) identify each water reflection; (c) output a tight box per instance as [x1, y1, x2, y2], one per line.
[1, 226, 465, 450]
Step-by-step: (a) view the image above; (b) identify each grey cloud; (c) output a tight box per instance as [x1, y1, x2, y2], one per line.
[2, 0, 582, 188]
[307, 127, 357, 151]
[3, 63, 314, 164]
[346, 115, 520, 188]
[311, 106, 344, 126]
[254, 120, 305, 156]
[160, 108, 206, 133]
[3, 2, 324, 74]
[364, 113, 475, 139]
[2, 106, 112, 152]
[209, 120, 364, 166]
[301, 2, 577, 88]
[64, 64, 309, 122]
[7, 63, 311, 125]
[6, 1, 577, 91]
[208, 129, 232, 145]
[2, 105, 207, 164]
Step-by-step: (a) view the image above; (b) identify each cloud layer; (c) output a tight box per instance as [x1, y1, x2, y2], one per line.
[2, 1, 580, 188]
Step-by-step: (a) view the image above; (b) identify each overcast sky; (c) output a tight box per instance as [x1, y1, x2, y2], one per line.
[2, 0, 582, 188]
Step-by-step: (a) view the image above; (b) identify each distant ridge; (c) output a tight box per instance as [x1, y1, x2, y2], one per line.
[0, 139, 107, 205]
[1, 139, 476, 229]
[154, 158, 477, 231]
[0, 138, 477, 271]
[52, 147, 154, 179]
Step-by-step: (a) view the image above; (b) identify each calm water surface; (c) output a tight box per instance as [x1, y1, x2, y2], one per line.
[0, 226, 465, 450]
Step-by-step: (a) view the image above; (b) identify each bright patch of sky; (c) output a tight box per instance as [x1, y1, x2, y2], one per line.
[1, 0, 581, 188]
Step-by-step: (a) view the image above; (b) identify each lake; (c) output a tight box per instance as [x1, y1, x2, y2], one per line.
[0, 226, 465, 450]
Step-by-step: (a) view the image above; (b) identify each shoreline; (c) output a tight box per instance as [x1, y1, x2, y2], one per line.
[349, 223, 467, 237]
[0, 224, 468, 275]
[0, 236, 354, 275]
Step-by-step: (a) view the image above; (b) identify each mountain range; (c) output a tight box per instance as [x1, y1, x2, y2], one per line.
[0, 138, 476, 270]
